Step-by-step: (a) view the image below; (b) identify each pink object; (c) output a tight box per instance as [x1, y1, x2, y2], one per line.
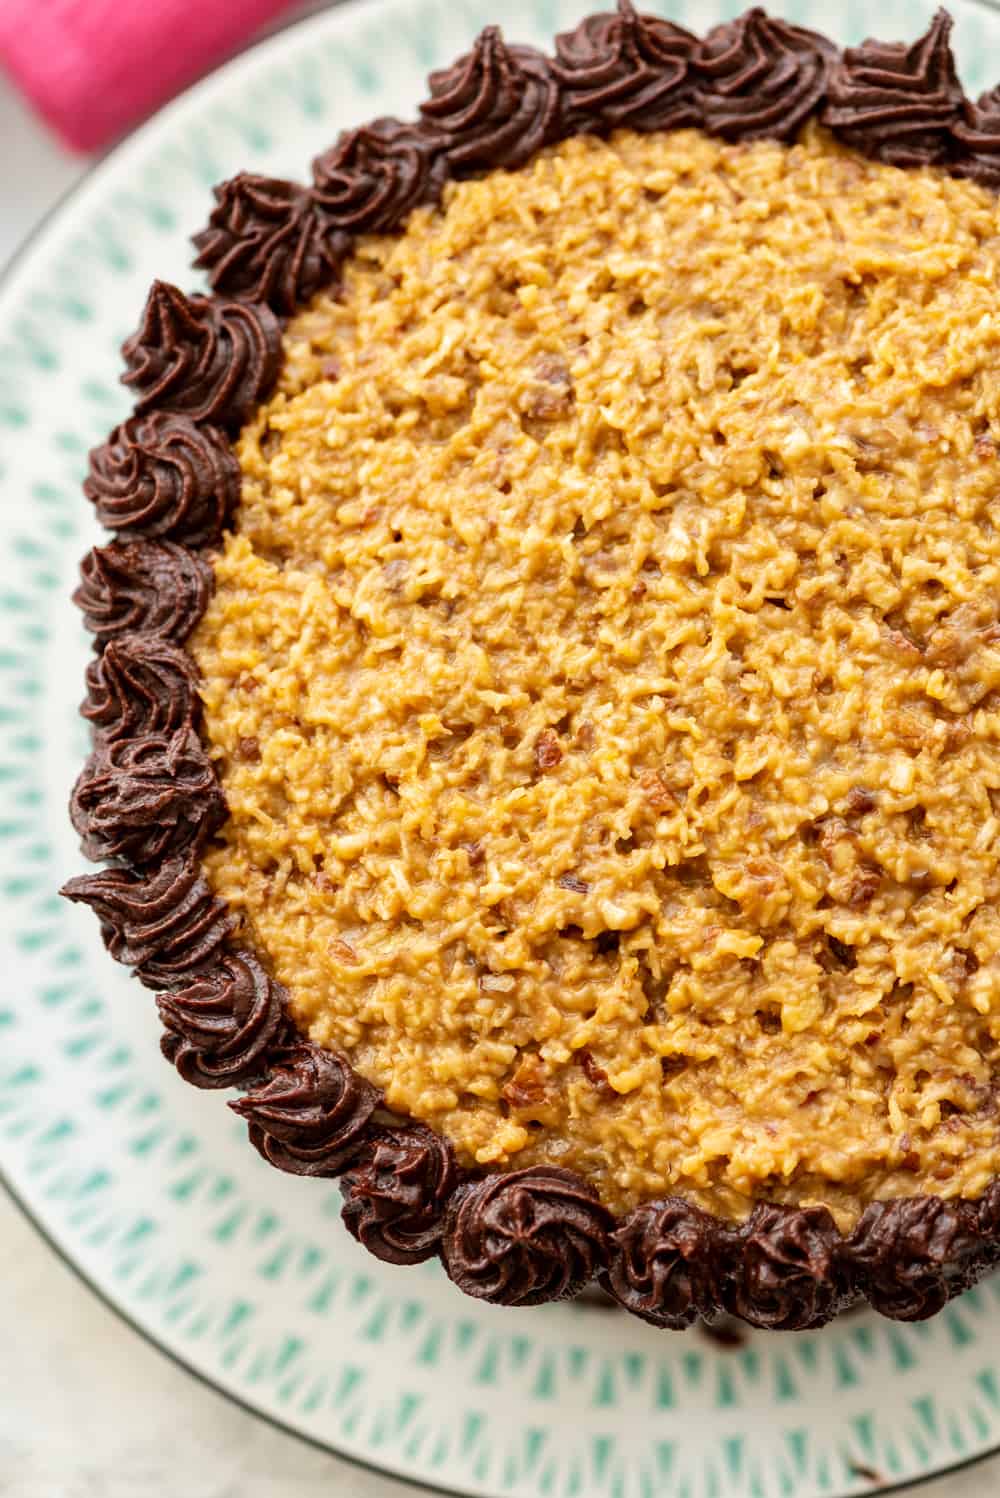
[0, 0, 299, 152]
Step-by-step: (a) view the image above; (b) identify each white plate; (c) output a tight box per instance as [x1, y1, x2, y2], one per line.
[3, 2, 1000, 1494]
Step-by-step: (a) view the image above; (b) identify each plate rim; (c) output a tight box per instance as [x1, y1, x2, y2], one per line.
[3, 0, 1000, 1493]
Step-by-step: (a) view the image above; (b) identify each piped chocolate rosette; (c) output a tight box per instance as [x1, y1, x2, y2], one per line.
[62, 2, 1000, 1329]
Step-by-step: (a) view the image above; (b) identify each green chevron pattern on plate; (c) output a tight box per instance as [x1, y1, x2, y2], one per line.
[2, 1, 1000, 1494]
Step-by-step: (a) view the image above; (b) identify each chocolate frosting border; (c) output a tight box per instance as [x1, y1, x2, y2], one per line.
[62, 2, 1000, 1329]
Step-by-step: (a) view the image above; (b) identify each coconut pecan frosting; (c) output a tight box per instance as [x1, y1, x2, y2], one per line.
[63, 2, 1000, 1328]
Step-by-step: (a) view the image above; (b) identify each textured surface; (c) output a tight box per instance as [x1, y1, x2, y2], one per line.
[70, 0, 1000, 1325]
[10, 2, 1000, 1496]
[199, 122, 1000, 1225]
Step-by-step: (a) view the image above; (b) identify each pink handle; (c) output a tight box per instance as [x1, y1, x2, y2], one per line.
[0, 0, 299, 152]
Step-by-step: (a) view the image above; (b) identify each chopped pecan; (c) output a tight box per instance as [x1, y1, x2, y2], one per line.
[576, 1048, 615, 1098]
[848, 865, 881, 908]
[502, 1055, 551, 1108]
[535, 729, 563, 772]
[844, 785, 876, 817]
[525, 354, 574, 420]
[640, 769, 677, 813]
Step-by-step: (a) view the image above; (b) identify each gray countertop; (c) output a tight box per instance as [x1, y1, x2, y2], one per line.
[1, 23, 998, 1498]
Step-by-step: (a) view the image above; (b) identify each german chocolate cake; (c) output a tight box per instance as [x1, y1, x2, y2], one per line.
[65, 4, 1000, 1329]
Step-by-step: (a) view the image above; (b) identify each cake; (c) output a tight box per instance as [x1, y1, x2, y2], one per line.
[63, 4, 1000, 1330]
